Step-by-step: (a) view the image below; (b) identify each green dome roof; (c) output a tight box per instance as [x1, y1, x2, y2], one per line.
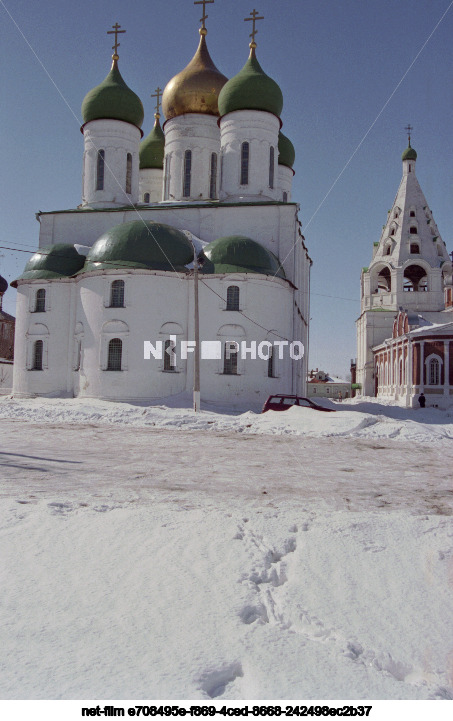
[201, 235, 285, 278]
[12, 244, 86, 286]
[82, 59, 144, 129]
[139, 116, 165, 170]
[402, 142, 417, 161]
[278, 131, 295, 168]
[218, 48, 283, 118]
[82, 221, 193, 273]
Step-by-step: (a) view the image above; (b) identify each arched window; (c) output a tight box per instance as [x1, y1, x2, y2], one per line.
[226, 285, 240, 311]
[144, 192, 150, 203]
[386, 246, 391, 255]
[107, 338, 122, 371]
[209, 153, 217, 199]
[125, 153, 132, 194]
[268, 347, 275, 378]
[110, 280, 125, 308]
[410, 210, 415, 217]
[33, 340, 43, 370]
[96, 149, 105, 191]
[223, 342, 238, 375]
[429, 357, 440, 385]
[183, 150, 192, 198]
[164, 155, 171, 200]
[241, 142, 249, 185]
[35, 288, 46, 313]
[410, 226, 417, 234]
[164, 338, 176, 371]
[283, 192, 288, 203]
[410, 243, 420, 254]
[269, 146, 274, 189]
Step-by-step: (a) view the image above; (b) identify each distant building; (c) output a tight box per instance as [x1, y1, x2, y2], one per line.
[356, 139, 453, 408]
[307, 369, 351, 400]
[0, 274, 15, 394]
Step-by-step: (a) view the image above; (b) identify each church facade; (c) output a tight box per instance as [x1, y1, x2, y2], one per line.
[356, 139, 453, 408]
[12, 12, 311, 410]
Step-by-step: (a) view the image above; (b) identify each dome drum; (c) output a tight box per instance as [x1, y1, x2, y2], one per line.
[82, 119, 141, 208]
[219, 111, 280, 201]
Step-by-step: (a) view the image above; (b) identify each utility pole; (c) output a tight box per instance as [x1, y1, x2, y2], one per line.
[193, 245, 201, 412]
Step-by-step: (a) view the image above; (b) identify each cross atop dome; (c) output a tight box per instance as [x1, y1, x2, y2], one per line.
[194, 0, 214, 35]
[151, 87, 163, 119]
[107, 23, 126, 60]
[405, 123, 413, 145]
[244, 8, 264, 48]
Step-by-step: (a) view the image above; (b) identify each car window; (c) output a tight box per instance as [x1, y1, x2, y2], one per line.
[269, 396, 282, 403]
[297, 399, 311, 407]
[282, 398, 297, 406]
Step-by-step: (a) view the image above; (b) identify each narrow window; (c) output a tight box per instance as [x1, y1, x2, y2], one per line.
[96, 150, 105, 191]
[164, 338, 176, 371]
[241, 142, 249, 185]
[209, 153, 217, 199]
[409, 164, 412, 172]
[223, 342, 238, 375]
[144, 192, 150, 203]
[126, 153, 132, 194]
[75, 339, 82, 371]
[35, 288, 46, 312]
[268, 347, 275, 378]
[269, 146, 274, 189]
[410, 226, 417, 234]
[410, 211, 415, 217]
[33, 340, 43, 370]
[107, 338, 122, 371]
[410, 243, 419, 254]
[110, 280, 125, 308]
[226, 285, 240, 311]
[429, 358, 440, 385]
[282, 192, 288, 203]
[183, 150, 192, 198]
[164, 155, 171, 200]
[386, 246, 391, 255]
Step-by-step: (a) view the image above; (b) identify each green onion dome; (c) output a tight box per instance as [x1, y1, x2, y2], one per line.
[81, 59, 144, 129]
[278, 131, 295, 168]
[82, 220, 193, 273]
[139, 116, 165, 170]
[218, 47, 283, 118]
[201, 235, 286, 278]
[12, 245, 86, 286]
[402, 142, 417, 161]
[0, 275, 8, 294]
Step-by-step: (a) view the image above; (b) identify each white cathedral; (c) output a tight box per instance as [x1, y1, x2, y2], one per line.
[356, 136, 453, 408]
[12, 10, 311, 410]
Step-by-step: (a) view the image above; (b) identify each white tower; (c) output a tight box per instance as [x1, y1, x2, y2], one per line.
[357, 136, 451, 395]
[161, 21, 227, 202]
[80, 27, 144, 209]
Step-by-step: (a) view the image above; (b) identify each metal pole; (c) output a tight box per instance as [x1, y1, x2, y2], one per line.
[193, 246, 201, 412]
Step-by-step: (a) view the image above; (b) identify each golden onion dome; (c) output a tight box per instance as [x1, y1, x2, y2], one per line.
[162, 29, 228, 120]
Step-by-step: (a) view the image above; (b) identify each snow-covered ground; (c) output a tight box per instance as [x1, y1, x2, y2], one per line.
[1, 396, 452, 700]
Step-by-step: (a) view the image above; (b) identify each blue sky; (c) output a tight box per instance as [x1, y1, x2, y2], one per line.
[1, 0, 452, 378]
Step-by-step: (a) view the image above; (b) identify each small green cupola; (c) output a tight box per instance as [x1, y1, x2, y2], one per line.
[139, 114, 165, 170]
[218, 45, 283, 118]
[201, 235, 286, 278]
[81, 57, 144, 130]
[12, 244, 86, 286]
[402, 141, 417, 162]
[278, 131, 295, 168]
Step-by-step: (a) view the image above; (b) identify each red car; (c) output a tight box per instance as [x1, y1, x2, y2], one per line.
[262, 394, 336, 413]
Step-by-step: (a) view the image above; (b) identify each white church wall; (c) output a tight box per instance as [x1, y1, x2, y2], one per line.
[219, 110, 280, 201]
[163, 115, 220, 201]
[278, 164, 293, 202]
[82, 119, 141, 208]
[139, 168, 163, 203]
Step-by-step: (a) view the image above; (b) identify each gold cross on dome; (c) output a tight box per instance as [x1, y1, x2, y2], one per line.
[107, 23, 126, 57]
[405, 123, 413, 144]
[194, 0, 214, 30]
[244, 8, 264, 44]
[151, 87, 163, 116]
